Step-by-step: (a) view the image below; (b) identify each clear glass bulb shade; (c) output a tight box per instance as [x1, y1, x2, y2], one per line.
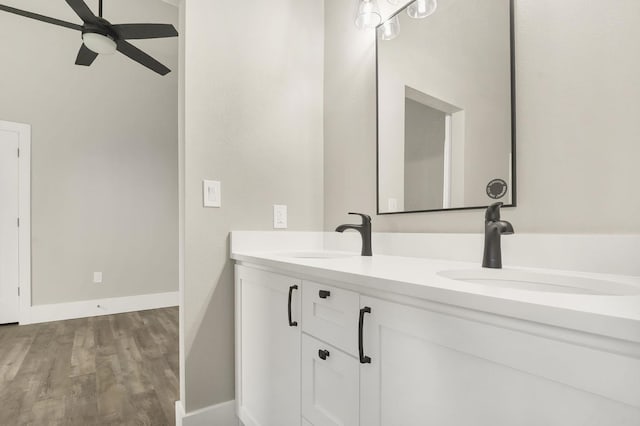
[82, 32, 117, 55]
[407, 0, 437, 19]
[378, 15, 400, 40]
[355, 0, 382, 30]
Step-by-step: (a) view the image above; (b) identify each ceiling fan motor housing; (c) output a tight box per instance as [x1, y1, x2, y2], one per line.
[82, 22, 117, 54]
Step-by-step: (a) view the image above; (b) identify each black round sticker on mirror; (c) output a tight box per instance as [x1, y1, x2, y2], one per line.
[487, 179, 508, 199]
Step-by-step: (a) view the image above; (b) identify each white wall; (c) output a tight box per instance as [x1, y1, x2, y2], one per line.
[182, 0, 324, 413]
[324, 0, 640, 233]
[0, 0, 179, 304]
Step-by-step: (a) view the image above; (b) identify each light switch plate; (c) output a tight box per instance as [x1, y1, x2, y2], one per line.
[273, 204, 288, 229]
[93, 272, 102, 284]
[203, 180, 221, 208]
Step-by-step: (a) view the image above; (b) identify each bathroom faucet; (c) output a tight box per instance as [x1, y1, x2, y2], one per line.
[335, 212, 372, 256]
[482, 202, 514, 269]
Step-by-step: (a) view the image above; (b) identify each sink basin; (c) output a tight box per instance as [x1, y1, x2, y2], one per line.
[276, 251, 356, 260]
[438, 269, 640, 296]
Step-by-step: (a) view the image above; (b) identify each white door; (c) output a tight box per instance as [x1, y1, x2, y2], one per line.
[0, 127, 20, 324]
[235, 266, 301, 426]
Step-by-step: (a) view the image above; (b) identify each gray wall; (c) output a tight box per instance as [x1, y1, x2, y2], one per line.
[182, 0, 324, 412]
[404, 99, 445, 211]
[0, 0, 179, 304]
[324, 0, 640, 233]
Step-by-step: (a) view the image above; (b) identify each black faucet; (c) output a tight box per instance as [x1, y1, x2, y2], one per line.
[482, 202, 514, 269]
[335, 212, 372, 256]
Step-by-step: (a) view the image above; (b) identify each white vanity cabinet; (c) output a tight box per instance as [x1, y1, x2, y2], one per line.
[359, 296, 640, 426]
[235, 266, 302, 426]
[236, 264, 640, 426]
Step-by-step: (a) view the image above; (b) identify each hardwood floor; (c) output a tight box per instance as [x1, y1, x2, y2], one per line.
[0, 307, 179, 426]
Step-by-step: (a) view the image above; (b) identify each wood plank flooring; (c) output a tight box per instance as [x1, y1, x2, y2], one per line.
[0, 307, 179, 426]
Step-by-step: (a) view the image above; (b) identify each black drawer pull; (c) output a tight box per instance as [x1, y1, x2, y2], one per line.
[288, 285, 298, 327]
[319, 290, 331, 299]
[318, 349, 330, 360]
[359, 307, 372, 364]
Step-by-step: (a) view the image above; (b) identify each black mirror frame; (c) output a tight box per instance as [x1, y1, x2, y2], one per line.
[375, 0, 517, 215]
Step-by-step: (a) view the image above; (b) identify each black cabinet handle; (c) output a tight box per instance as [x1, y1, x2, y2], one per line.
[318, 349, 330, 360]
[319, 290, 331, 299]
[359, 306, 372, 364]
[288, 285, 298, 327]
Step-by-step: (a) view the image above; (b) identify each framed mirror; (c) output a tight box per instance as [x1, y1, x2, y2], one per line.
[376, 0, 516, 214]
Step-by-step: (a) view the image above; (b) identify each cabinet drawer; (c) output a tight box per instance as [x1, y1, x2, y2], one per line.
[301, 334, 359, 426]
[302, 281, 359, 355]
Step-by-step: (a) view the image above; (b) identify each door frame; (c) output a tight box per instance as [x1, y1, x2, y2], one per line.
[0, 120, 31, 324]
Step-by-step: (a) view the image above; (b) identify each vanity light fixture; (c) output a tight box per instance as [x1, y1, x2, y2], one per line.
[355, 0, 382, 30]
[378, 15, 400, 40]
[407, 0, 437, 19]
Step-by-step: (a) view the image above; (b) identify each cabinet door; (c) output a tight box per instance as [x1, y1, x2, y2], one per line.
[301, 334, 359, 426]
[359, 296, 640, 426]
[236, 266, 301, 426]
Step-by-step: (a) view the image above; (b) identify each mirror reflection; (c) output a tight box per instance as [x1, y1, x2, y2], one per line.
[377, 0, 515, 214]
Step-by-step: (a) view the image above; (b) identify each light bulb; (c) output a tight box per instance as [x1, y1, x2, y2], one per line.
[407, 0, 437, 19]
[355, 0, 382, 30]
[378, 15, 400, 40]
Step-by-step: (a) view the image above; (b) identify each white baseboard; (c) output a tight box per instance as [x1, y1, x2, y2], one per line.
[175, 400, 185, 426]
[175, 400, 239, 426]
[21, 291, 178, 325]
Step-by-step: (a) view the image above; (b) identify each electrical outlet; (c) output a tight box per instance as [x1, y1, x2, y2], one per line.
[273, 204, 288, 229]
[93, 272, 102, 284]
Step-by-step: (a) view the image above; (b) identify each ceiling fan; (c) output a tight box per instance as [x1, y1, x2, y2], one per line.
[0, 0, 178, 75]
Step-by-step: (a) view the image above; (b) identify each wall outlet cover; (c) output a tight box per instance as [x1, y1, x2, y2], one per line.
[273, 204, 288, 229]
[203, 180, 221, 208]
[93, 272, 102, 284]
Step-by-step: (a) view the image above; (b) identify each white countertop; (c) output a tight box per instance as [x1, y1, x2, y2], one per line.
[231, 249, 640, 344]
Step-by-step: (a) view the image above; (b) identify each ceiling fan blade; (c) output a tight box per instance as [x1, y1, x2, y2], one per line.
[65, 0, 97, 23]
[0, 4, 82, 31]
[111, 23, 178, 40]
[75, 44, 98, 66]
[116, 40, 171, 76]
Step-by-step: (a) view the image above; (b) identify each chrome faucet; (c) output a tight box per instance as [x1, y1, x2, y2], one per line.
[335, 212, 372, 256]
[482, 202, 514, 269]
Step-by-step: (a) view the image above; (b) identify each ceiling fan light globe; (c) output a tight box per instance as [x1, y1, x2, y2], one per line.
[82, 32, 117, 55]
